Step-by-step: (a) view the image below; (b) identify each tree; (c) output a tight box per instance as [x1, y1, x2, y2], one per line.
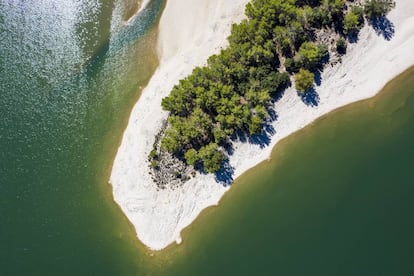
[297, 42, 327, 70]
[213, 127, 227, 143]
[285, 57, 300, 73]
[153, 0, 386, 175]
[248, 115, 263, 135]
[286, 21, 306, 51]
[161, 129, 181, 153]
[343, 10, 362, 35]
[185, 149, 199, 166]
[198, 143, 225, 173]
[295, 68, 315, 92]
[364, 0, 395, 19]
[274, 26, 293, 56]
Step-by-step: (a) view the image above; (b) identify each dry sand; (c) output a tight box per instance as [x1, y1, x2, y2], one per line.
[110, 0, 414, 250]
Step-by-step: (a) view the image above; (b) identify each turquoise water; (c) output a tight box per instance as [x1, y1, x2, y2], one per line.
[2, 0, 414, 275]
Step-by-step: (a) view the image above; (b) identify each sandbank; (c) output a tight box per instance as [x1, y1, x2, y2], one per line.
[110, 0, 414, 250]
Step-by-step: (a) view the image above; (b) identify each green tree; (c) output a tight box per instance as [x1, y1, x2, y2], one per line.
[324, 0, 345, 20]
[248, 115, 263, 135]
[285, 57, 300, 73]
[295, 68, 315, 92]
[364, 0, 395, 19]
[343, 11, 359, 35]
[161, 129, 181, 153]
[297, 42, 328, 70]
[185, 149, 199, 166]
[153, 0, 384, 174]
[274, 26, 293, 56]
[198, 143, 225, 173]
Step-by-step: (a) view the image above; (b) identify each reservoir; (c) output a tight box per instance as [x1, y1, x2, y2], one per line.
[1, 0, 413, 275]
[0, 0, 163, 274]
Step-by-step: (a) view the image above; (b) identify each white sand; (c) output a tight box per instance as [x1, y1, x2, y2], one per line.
[110, 0, 414, 251]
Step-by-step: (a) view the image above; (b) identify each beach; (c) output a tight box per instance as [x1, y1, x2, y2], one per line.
[110, 0, 414, 251]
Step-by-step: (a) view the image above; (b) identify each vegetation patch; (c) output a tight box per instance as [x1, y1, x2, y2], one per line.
[150, 0, 395, 178]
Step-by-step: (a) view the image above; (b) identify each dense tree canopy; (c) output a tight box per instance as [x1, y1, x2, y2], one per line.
[152, 0, 395, 174]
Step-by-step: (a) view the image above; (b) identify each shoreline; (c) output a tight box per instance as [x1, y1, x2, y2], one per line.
[125, 0, 152, 24]
[110, 0, 414, 251]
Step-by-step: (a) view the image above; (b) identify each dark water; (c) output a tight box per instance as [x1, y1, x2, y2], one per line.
[0, 0, 164, 274]
[2, 1, 414, 275]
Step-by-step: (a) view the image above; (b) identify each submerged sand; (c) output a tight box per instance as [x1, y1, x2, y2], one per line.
[110, 0, 414, 250]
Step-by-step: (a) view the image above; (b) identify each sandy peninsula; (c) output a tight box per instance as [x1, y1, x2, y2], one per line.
[110, 0, 414, 250]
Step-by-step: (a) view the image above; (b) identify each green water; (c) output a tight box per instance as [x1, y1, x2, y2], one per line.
[0, 0, 164, 274]
[2, 1, 414, 275]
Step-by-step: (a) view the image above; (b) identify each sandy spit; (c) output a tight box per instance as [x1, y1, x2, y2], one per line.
[110, 0, 414, 250]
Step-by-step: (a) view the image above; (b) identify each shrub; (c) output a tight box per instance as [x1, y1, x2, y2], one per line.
[336, 38, 347, 55]
[295, 68, 315, 92]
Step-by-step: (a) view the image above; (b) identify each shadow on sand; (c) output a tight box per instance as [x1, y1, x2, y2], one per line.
[370, 16, 395, 41]
[215, 160, 235, 186]
[214, 15, 395, 186]
[300, 87, 320, 107]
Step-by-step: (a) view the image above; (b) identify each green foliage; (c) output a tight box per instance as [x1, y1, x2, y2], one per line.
[325, 0, 346, 17]
[297, 42, 328, 70]
[364, 0, 395, 20]
[161, 128, 181, 153]
[149, 149, 158, 159]
[343, 8, 364, 35]
[285, 57, 300, 73]
[150, 160, 158, 169]
[198, 144, 225, 173]
[352, 5, 365, 21]
[153, 0, 387, 174]
[185, 149, 199, 166]
[295, 68, 315, 92]
[343, 12, 359, 35]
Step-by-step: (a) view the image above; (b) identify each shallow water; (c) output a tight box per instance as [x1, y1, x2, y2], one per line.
[1, 0, 414, 275]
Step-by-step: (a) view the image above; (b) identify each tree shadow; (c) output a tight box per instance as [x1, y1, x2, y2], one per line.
[247, 107, 278, 148]
[222, 139, 235, 156]
[215, 160, 234, 186]
[320, 51, 330, 66]
[347, 32, 360, 44]
[215, 115, 278, 185]
[369, 16, 395, 41]
[314, 70, 322, 86]
[232, 130, 248, 144]
[248, 130, 271, 148]
[267, 106, 278, 122]
[272, 88, 285, 103]
[230, 107, 278, 149]
[299, 87, 320, 107]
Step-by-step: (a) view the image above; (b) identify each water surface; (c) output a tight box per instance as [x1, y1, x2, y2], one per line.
[1, 0, 414, 274]
[0, 0, 164, 274]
